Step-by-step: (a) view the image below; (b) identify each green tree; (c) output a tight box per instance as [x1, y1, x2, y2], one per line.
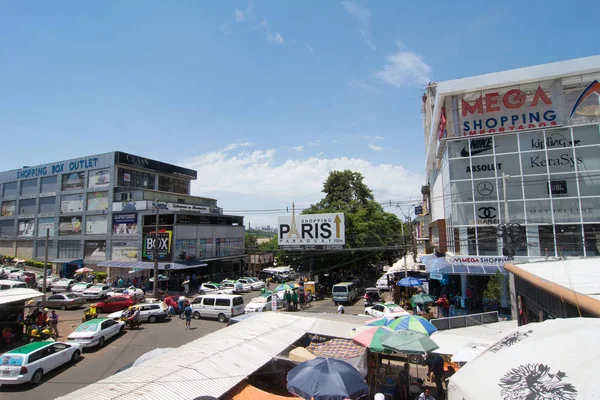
[244, 232, 258, 250]
[302, 170, 404, 275]
[483, 272, 504, 303]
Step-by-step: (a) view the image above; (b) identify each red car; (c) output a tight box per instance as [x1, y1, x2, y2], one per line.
[94, 295, 137, 313]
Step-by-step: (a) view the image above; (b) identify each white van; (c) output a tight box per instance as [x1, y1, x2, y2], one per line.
[190, 294, 245, 323]
[331, 282, 358, 305]
[0, 280, 28, 290]
[376, 271, 403, 290]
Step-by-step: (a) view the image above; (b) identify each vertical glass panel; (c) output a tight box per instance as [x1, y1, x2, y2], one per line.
[523, 175, 550, 199]
[521, 150, 547, 175]
[578, 172, 600, 197]
[538, 225, 556, 257]
[526, 200, 553, 224]
[494, 154, 521, 177]
[501, 201, 526, 225]
[452, 203, 474, 226]
[494, 134, 518, 154]
[545, 148, 577, 174]
[472, 179, 498, 202]
[575, 146, 600, 172]
[451, 181, 474, 203]
[40, 176, 57, 193]
[545, 128, 573, 150]
[447, 139, 470, 159]
[467, 156, 499, 179]
[550, 198, 581, 223]
[477, 227, 498, 255]
[498, 175, 523, 200]
[572, 125, 600, 146]
[519, 130, 545, 152]
[580, 197, 600, 222]
[449, 158, 472, 181]
[20, 179, 38, 196]
[584, 224, 600, 256]
[554, 224, 583, 257]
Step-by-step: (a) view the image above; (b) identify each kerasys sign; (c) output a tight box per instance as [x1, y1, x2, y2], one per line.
[278, 213, 345, 248]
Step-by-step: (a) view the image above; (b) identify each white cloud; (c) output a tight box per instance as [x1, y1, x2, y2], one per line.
[342, 1, 376, 51]
[182, 146, 423, 226]
[234, 8, 246, 23]
[361, 135, 384, 140]
[374, 42, 431, 87]
[368, 144, 383, 151]
[291, 146, 304, 152]
[223, 141, 252, 152]
[267, 31, 285, 45]
[348, 79, 378, 93]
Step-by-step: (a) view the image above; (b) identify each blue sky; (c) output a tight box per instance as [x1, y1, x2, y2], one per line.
[1, 1, 599, 227]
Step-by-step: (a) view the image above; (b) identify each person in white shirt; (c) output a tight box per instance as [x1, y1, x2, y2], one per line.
[418, 387, 435, 400]
[337, 304, 345, 314]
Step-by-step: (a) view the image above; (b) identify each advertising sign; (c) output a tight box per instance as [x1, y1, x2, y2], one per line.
[112, 213, 138, 234]
[38, 218, 55, 237]
[175, 239, 197, 260]
[278, 213, 345, 248]
[84, 241, 106, 260]
[87, 191, 109, 211]
[86, 215, 108, 234]
[18, 220, 35, 237]
[61, 194, 84, 212]
[16, 156, 100, 180]
[112, 200, 148, 212]
[1, 201, 16, 217]
[115, 151, 197, 179]
[111, 242, 138, 261]
[167, 203, 216, 214]
[142, 228, 173, 261]
[448, 256, 509, 266]
[88, 169, 110, 188]
[61, 172, 86, 191]
[59, 216, 82, 235]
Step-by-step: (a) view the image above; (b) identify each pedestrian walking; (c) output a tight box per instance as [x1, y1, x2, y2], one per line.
[48, 310, 59, 337]
[183, 302, 192, 330]
[291, 290, 298, 311]
[284, 290, 292, 310]
[183, 280, 190, 295]
[178, 297, 185, 319]
[337, 304, 345, 314]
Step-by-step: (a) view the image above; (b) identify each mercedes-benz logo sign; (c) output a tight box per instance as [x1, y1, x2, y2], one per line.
[477, 181, 494, 196]
[478, 207, 497, 219]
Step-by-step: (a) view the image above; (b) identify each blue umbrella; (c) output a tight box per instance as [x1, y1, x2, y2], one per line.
[287, 357, 369, 400]
[398, 277, 423, 287]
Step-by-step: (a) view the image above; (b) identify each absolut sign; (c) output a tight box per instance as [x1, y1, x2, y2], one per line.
[466, 163, 502, 174]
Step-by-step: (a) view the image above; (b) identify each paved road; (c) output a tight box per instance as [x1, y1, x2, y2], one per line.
[0, 290, 260, 400]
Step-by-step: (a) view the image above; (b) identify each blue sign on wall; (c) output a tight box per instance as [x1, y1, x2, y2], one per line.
[16, 157, 100, 179]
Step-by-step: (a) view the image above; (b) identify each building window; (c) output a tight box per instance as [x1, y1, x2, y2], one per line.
[19, 199, 36, 215]
[177, 214, 210, 225]
[86, 216, 108, 235]
[61, 172, 86, 191]
[158, 176, 189, 195]
[1, 201, 16, 217]
[117, 168, 155, 190]
[2, 182, 17, 197]
[143, 214, 174, 226]
[477, 227, 498, 255]
[555, 225, 583, 257]
[40, 176, 58, 193]
[39, 197, 56, 214]
[0, 220, 16, 237]
[59, 217, 83, 235]
[87, 192, 109, 211]
[584, 224, 600, 256]
[20, 179, 38, 196]
[35, 240, 54, 259]
[538, 226, 555, 257]
[58, 240, 81, 259]
[453, 228, 460, 253]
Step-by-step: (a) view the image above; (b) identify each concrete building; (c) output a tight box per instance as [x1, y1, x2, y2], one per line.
[421, 55, 600, 301]
[0, 151, 244, 279]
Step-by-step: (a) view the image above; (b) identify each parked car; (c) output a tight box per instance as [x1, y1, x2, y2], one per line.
[37, 276, 60, 291]
[199, 282, 233, 295]
[106, 287, 145, 301]
[82, 284, 111, 300]
[51, 279, 77, 293]
[70, 282, 93, 294]
[35, 293, 86, 310]
[67, 318, 125, 349]
[107, 302, 168, 323]
[257, 269, 283, 282]
[242, 277, 265, 290]
[364, 302, 410, 319]
[191, 294, 245, 323]
[93, 296, 137, 313]
[8, 270, 25, 281]
[245, 293, 282, 313]
[220, 281, 244, 294]
[0, 341, 82, 386]
[0, 279, 28, 290]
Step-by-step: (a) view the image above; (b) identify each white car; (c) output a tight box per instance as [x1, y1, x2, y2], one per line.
[71, 282, 93, 294]
[0, 341, 82, 386]
[234, 280, 252, 293]
[106, 287, 145, 301]
[37, 276, 60, 291]
[107, 302, 168, 323]
[8, 270, 25, 281]
[365, 303, 410, 319]
[199, 283, 233, 295]
[239, 278, 264, 291]
[82, 284, 111, 300]
[51, 279, 77, 293]
[245, 293, 282, 313]
[67, 318, 125, 349]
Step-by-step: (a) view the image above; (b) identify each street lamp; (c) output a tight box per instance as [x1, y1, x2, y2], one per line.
[152, 201, 161, 299]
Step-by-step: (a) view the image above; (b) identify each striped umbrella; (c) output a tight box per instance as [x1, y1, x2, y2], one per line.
[274, 284, 294, 292]
[386, 315, 438, 335]
[363, 317, 395, 327]
[351, 326, 394, 353]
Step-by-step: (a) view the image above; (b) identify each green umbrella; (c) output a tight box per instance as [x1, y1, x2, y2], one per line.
[351, 326, 394, 353]
[380, 330, 439, 354]
[410, 293, 436, 304]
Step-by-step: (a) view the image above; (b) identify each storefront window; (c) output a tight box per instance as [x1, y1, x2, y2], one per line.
[574, 146, 600, 172]
[447, 139, 469, 159]
[452, 203, 474, 226]
[0, 220, 15, 237]
[19, 199, 36, 215]
[477, 227, 498, 255]
[118, 168, 155, 190]
[2, 182, 17, 197]
[521, 150, 547, 175]
[58, 240, 81, 259]
[538, 226, 555, 257]
[519, 131, 545, 152]
[495, 154, 521, 177]
[494, 134, 518, 154]
[467, 228, 477, 254]
[498, 175, 523, 200]
[523, 175, 550, 199]
[580, 197, 600, 222]
[39, 197, 56, 214]
[572, 125, 600, 146]
[158, 176, 189, 195]
[544, 128, 573, 150]
[20, 179, 38, 196]
[40, 176, 58, 193]
[526, 200, 553, 224]
[578, 172, 600, 197]
[451, 181, 473, 203]
[584, 224, 600, 256]
[551, 198, 583, 223]
[554, 225, 583, 257]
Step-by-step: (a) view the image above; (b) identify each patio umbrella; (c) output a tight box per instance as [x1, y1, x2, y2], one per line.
[75, 267, 93, 274]
[286, 357, 369, 400]
[149, 275, 169, 282]
[380, 330, 439, 354]
[364, 316, 395, 326]
[410, 293, 436, 304]
[274, 283, 293, 292]
[350, 326, 394, 353]
[386, 315, 438, 335]
[397, 277, 423, 287]
[448, 318, 599, 400]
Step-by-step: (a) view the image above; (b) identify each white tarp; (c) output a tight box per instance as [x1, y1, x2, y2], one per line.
[448, 318, 600, 400]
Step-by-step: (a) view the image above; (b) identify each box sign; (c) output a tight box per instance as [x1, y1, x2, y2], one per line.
[278, 213, 345, 247]
[142, 229, 173, 261]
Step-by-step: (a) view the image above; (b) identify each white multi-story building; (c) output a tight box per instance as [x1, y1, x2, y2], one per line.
[421, 55, 600, 301]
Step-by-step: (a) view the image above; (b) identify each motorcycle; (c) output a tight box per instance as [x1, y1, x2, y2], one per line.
[29, 328, 56, 343]
[120, 313, 141, 329]
[82, 308, 98, 322]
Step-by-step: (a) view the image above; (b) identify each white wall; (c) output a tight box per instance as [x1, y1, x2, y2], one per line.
[430, 172, 445, 221]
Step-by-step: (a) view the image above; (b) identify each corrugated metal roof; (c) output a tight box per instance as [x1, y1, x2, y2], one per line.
[514, 258, 600, 296]
[56, 313, 343, 400]
[0, 288, 43, 305]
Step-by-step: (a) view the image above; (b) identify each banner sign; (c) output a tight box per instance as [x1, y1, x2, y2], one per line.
[85, 241, 107, 260]
[278, 213, 345, 247]
[112, 200, 148, 212]
[18, 220, 35, 237]
[142, 229, 173, 261]
[111, 242, 138, 261]
[448, 256, 509, 266]
[38, 218, 55, 237]
[88, 169, 110, 188]
[113, 213, 138, 234]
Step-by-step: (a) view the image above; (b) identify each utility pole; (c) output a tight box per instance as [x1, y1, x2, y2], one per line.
[401, 221, 407, 277]
[152, 202, 160, 298]
[42, 229, 49, 307]
[502, 173, 510, 225]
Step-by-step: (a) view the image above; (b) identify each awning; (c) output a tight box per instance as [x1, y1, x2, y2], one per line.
[97, 260, 208, 270]
[51, 259, 83, 264]
[201, 254, 246, 262]
[0, 288, 43, 306]
[422, 255, 507, 276]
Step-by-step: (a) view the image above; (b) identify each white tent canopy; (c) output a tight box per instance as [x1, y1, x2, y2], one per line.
[448, 318, 600, 399]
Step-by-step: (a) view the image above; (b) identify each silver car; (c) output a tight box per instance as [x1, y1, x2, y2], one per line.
[37, 293, 86, 310]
